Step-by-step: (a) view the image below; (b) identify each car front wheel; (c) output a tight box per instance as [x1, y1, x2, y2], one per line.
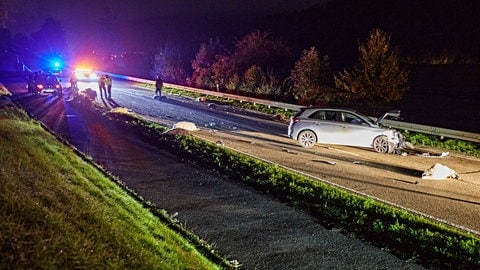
[373, 135, 390, 153]
[298, 130, 317, 148]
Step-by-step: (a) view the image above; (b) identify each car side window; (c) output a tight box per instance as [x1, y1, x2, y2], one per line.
[341, 112, 366, 125]
[324, 111, 336, 121]
[309, 110, 326, 120]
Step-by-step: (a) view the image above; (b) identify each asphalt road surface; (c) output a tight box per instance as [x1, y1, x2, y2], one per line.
[3, 72, 479, 268]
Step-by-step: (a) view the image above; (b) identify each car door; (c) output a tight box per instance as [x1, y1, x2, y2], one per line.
[333, 111, 381, 148]
[308, 110, 344, 144]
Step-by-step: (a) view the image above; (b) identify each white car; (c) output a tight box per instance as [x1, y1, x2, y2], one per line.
[287, 106, 404, 153]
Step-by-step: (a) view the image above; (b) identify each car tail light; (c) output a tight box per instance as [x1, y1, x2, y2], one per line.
[55, 84, 61, 89]
[291, 117, 301, 123]
[36, 84, 44, 90]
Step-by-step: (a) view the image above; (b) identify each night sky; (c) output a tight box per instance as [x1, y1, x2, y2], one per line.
[6, 0, 327, 34]
[5, 0, 328, 59]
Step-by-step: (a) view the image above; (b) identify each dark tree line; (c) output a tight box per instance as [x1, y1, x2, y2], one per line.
[3, 0, 474, 114]
[152, 0, 478, 113]
[0, 17, 68, 70]
[177, 28, 408, 113]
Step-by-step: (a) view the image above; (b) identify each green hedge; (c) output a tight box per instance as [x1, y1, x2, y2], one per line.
[402, 131, 480, 156]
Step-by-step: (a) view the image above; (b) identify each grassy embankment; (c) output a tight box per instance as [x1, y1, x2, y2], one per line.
[0, 102, 231, 269]
[95, 92, 480, 269]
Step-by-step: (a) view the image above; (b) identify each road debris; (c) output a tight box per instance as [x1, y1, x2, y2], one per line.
[422, 163, 459, 180]
[110, 107, 134, 114]
[416, 152, 450, 158]
[164, 121, 199, 136]
[390, 178, 419, 185]
[271, 114, 287, 121]
[282, 148, 298, 154]
[79, 88, 97, 101]
[313, 160, 336, 165]
[195, 96, 207, 102]
[172, 121, 199, 131]
[402, 144, 450, 158]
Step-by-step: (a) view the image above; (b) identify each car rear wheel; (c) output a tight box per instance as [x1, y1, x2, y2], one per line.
[373, 135, 390, 153]
[298, 130, 317, 148]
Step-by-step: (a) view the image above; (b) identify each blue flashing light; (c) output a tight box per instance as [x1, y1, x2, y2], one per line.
[50, 58, 64, 70]
[40, 54, 65, 74]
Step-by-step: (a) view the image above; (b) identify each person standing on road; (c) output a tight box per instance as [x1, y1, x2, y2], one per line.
[27, 72, 35, 94]
[155, 75, 163, 97]
[98, 75, 107, 98]
[105, 75, 112, 99]
[70, 72, 78, 91]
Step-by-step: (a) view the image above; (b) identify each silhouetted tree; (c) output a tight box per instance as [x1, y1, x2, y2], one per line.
[243, 65, 265, 90]
[0, 0, 7, 29]
[334, 29, 408, 112]
[151, 44, 189, 84]
[96, 6, 121, 57]
[190, 37, 227, 89]
[242, 65, 281, 96]
[30, 18, 67, 56]
[288, 47, 334, 105]
[211, 54, 234, 91]
[229, 31, 293, 81]
[211, 31, 293, 96]
[0, 28, 10, 52]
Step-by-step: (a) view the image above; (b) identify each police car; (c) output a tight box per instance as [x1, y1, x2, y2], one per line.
[27, 72, 63, 96]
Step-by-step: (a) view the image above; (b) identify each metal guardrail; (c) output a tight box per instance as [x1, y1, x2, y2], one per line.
[380, 119, 480, 143]
[110, 73, 480, 143]
[112, 74, 302, 111]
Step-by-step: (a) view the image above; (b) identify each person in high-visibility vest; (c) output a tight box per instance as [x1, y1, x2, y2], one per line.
[98, 75, 106, 98]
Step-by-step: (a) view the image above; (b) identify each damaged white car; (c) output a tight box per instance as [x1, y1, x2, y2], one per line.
[287, 106, 405, 154]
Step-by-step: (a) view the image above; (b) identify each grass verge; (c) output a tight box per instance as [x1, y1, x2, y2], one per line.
[0, 104, 232, 269]
[104, 107, 480, 270]
[402, 130, 480, 156]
